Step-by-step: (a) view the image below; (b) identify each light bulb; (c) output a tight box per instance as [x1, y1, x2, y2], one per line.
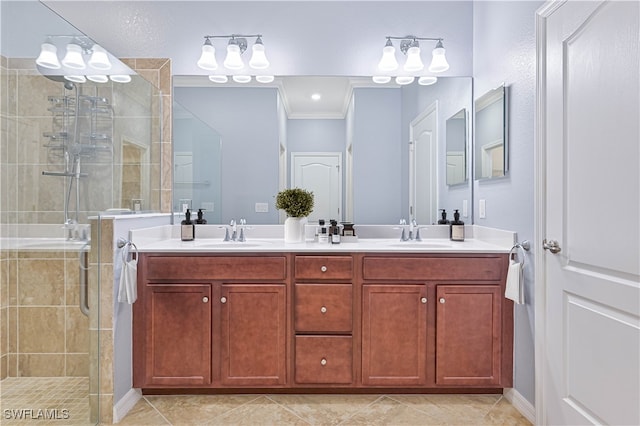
[404, 45, 424, 72]
[395, 76, 415, 85]
[87, 75, 109, 83]
[418, 76, 438, 86]
[35, 42, 61, 69]
[224, 43, 244, 70]
[378, 40, 398, 72]
[372, 76, 391, 84]
[88, 45, 111, 70]
[197, 39, 218, 70]
[428, 40, 450, 73]
[110, 75, 132, 83]
[209, 75, 229, 83]
[232, 75, 252, 83]
[62, 43, 86, 70]
[249, 38, 269, 70]
[256, 75, 275, 83]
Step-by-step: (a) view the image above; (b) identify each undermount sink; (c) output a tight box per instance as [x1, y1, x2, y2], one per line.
[387, 242, 453, 249]
[195, 240, 275, 249]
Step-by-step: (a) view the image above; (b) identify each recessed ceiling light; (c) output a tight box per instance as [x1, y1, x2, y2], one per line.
[311, 93, 321, 101]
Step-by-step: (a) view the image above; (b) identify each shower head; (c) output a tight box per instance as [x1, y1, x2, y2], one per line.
[64, 81, 75, 90]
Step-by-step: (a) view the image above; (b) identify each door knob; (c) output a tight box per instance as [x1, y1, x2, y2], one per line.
[542, 239, 561, 254]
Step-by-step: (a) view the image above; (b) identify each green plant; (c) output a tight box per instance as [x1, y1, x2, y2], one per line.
[275, 188, 314, 217]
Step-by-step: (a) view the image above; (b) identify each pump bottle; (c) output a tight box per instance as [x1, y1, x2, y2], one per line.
[181, 209, 195, 241]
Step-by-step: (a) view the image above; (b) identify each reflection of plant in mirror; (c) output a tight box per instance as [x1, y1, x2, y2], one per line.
[275, 188, 314, 217]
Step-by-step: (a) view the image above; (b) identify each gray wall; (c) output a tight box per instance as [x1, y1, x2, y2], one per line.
[287, 119, 346, 154]
[473, 0, 543, 406]
[174, 87, 280, 224]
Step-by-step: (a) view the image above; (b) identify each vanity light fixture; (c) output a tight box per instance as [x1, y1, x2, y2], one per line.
[87, 75, 109, 83]
[255, 75, 275, 83]
[110, 75, 132, 83]
[209, 75, 229, 83]
[418, 76, 438, 86]
[395, 76, 415, 85]
[374, 35, 449, 84]
[231, 75, 252, 83]
[64, 75, 86, 83]
[87, 45, 111, 70]
[197, 34, 270, 71]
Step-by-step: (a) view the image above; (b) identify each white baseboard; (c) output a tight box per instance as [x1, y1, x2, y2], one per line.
[504, 388, 536, 424]
[112, 388, 141, 424]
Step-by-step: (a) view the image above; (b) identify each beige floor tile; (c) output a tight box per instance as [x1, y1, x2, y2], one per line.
[117, 398, 170, 425]
[210, 395, 310, 425]
[340, 396, 443, 425]
[389, 394, 501, 424]
[481, 398, 532, 425]
[268, 394, 381, 426]
[144, 394, 261, 425]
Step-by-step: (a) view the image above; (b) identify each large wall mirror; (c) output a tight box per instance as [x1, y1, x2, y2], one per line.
[173, 76, 473, 225]
[475, 84, 508, 180]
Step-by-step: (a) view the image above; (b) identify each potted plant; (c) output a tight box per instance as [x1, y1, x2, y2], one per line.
[275, 188, 314, 243]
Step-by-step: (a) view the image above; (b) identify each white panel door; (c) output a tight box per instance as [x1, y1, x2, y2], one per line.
[292, 152, 342, 223]
[410, 102, 438, 225]
[538, 1, 640, 424]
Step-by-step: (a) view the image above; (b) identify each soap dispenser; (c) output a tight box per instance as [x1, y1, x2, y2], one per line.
[449, 209, 465, 241]
[181, 209, 195, 241]
[438, 209, 450, 225]
[195, 208, 207, 225]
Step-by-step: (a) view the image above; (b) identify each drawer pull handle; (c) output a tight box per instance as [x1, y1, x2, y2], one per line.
[221, 297, 227, 304]
[439, 298, 445, 304]
[202, 297, 209, 303]
[320, 358, 327, 366]
[421, 297, 427, 304]
[320, 306, 327, 314]
[320, 265, 328, 272]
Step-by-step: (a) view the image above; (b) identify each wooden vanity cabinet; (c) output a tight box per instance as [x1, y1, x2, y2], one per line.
[361, 254, 512, 389]
[133, 254, 288, 389]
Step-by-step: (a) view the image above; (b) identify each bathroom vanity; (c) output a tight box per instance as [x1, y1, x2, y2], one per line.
[131, 229, 514, 393]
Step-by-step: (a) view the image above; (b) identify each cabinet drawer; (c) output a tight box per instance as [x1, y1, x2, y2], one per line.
[295, 256, 353, 280]
[362, 256, 504, 281]
[295, 284, 352, 332]
[145, 255, 287, 280]
[295, 336, 353, 384]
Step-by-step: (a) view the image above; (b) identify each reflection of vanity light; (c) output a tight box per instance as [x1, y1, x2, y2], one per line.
[372, 76, 392, 84]
[209, 75, 229, 83]
[255, 75, 274, 83]
[232, 75, 252, 83]
[311, 93, 321, 101]
[395, 76, 415, 85]
[418, 76, 438, 86]
[110, 75, 132, 83]
[87, 75, 109, 83]
[64, 75, 86, 83]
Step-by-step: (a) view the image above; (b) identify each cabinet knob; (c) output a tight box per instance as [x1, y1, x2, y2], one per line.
[320, 306, 327, 314]
[320, 265, 328, 272]
[421, 297, 427, 304]
[320, 358, 327, 366]
[221, 296, 227, 304]
[439, 298, 445, 304]
[202, 296, 209, 303]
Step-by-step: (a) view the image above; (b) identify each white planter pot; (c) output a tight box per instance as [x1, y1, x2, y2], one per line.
[284, 216, 307, 243]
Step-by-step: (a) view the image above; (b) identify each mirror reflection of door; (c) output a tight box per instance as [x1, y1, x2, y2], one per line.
[410, 102, 438, 226]
[291, 152, 342, 223]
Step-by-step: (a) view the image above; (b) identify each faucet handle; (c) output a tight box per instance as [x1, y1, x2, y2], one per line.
[399, 218, 407, 225]
[238, 227, 246, 242]
[220, 226, 231, 241]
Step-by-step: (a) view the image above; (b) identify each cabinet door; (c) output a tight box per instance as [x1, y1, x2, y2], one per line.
[144, 284, 212, 386]
[436, 285, 501, 386]
[362, 284, 427, 386]
[220, 284, 287, 386]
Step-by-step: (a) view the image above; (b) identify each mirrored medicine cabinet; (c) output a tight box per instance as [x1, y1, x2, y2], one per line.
[475, 84, 508, 180]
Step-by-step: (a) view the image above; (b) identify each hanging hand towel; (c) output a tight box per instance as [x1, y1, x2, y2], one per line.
[505, 259, 524, 304]
[118, 249, 138, 304]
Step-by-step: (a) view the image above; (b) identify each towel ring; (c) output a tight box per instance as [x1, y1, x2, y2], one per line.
[509, 240, 530, 267]
[117, 237, 138, 263]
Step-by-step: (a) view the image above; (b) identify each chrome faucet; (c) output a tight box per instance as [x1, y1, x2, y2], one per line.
[230, 219, 237, 241]
[398, 218, 422, 242]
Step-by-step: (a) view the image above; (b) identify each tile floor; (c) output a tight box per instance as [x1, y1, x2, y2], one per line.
[119, 393, 532, 425]
[0, 377, 532, 425]
[0, 376, 90, 425]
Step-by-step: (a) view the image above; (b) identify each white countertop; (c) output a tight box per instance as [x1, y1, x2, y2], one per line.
[130, 224, 516, 254]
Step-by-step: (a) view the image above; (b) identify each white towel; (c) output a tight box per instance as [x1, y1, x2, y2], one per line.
[118, 250, 138, 304]
[505, 260, 524, 304]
